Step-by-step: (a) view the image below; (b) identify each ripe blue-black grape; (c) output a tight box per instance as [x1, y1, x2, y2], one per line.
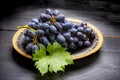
[31, 45, 39, 54]
[77, 27, 84, 32]
[40, 23, 50, 30]
[53, 10, 60, 16]
[69, 28, 77, 36]
[68, 42, 76, 50]
[82, 34, 88, 41]
[31, 18, 39, 24]
[77, 41, 83, 47]
[54, 22, 62, 31]
[81, 22, 87, 27]
[22, 36, 32, 45]
[84, 40, 91, 47]
[37, 30, 45, 36]
[49, 25, 57, 34]
[39, 13, 51, 21]
[28, 22, 37, 29]
[56, 34, 66, 43]
[48, 35, 56, 43]
[42, 37, 50, 46]
[62, 22, 74, 30]
[46, 8, 53, 16]
[63, 32, 71, 39]
[25, 43, 33, 54]
[24, 29, 36, 38]
[76, 32, 83, 39]
[74, 24, 80, 28]
[56, 14, 65, 22]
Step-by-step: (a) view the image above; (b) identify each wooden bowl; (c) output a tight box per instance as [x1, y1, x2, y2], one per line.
[12, 18, 104, 60]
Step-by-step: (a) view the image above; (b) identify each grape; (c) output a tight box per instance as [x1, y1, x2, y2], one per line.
[90, 31, 96, 40]
[56, 14, 65, 22]
[74, 24, 80, 28]
[68, 42, 76, 50]
[40, 23, 50, 30]
[73, 37, 79, 43]
[62, 42, 68, 47]
[62, 22, 74, 30]
[53, 10, 60, 16]
[37, 43, 45, 48]
[85, 27, 92, 35]
[48, 34, 56, 43]
[42, 37, 50, 46]
[63, 32, 71, 39]
[46, 8, 53, 16]
[39, 13, 51, 22]
[69, 28, 77, 36]
[77, 41, 83, 47]
[22, 36, 32, 45]
[81, 22, 87, 27]
[37, 22, 42, 29]
[28, 22, 37, 29]
[31, 18, 39, 24]
[54, 22, 62, 31]
[82, 34, 88, 41]
[77, 27, 84, 32]
[56, 34, 66, 43]
[84, 40, 91, 47]
[67, 37, 74, 43]
[25, 43, 33, 54]
[31, 45, 39, 54]
[49, 25, 57, 34]
[24, 29, 36, 38]
[37, 30, 45, 36]
[76, 32, 83, 39]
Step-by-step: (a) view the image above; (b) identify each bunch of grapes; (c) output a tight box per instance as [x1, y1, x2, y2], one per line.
[22, 9, 96, 55]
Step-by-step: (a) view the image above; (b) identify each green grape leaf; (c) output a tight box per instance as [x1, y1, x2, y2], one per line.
[32, 42, 74, 76]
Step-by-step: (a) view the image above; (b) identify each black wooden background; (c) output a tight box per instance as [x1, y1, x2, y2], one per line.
[0, 0, 120, 80]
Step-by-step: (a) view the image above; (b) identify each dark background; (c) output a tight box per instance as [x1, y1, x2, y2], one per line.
[0, 0, 120, 80]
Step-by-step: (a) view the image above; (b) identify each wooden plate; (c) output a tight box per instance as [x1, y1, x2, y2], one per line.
[12, 18, 103, 60]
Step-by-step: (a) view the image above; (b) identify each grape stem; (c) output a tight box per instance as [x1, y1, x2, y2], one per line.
[50, 15, 56, 25]
[17, 25, 37, 32]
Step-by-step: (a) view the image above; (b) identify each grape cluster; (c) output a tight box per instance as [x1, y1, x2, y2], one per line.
[22, 9, 96, 55]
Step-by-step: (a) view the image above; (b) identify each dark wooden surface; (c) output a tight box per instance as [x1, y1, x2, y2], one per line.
[0, 0, 120, 80]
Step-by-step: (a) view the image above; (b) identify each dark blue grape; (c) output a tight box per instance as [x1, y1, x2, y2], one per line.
[40, 23, 50, 30]
[42, 37, 50, 46]
[56, 14, 65, 22]
[69, 28, 77, 36]
[77, 27, 84, 32]
[22, 36, 32, 45]
[37, 30, 45, 36]
[85, 27, 92, 35]
[25, 43, 33, 54]
[31, 18, 39, 24]
[46, 8, 53, 16]
[81, 22, 87, 27]
[49, 35, 56, 43]
[63, 32, 71, 39]
[31, 45, 39, 54]
[49, 25, 57, 34]
[82, 34, 88, 41]
[54, 22, 62, 31]
[74, 24, 80, 28]
[37, 43, 44, 48]
[28, 22, 37, 29]
[24, 29, 36, 38]
[68, 42, 76, 50]
[73, 37, 79, 43]
[90, 31, 96, 40]
[76, 32, 83, 39]
[67, 37, 74, 43]
[62, 42, 68, 47]
[62, 22, 74, 30]
[53, 10, 60, 16]
[56, 34, 66, 43]
[77, 41, 83, 47]
[40, 13, 51, 21]
[84, 40, 91, 47]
